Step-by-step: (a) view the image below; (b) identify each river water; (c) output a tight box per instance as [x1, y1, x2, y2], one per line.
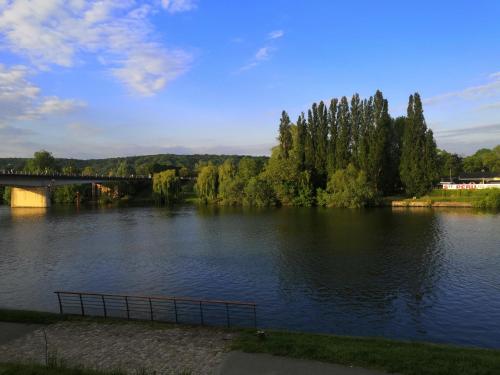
[0, 205, 499, 348]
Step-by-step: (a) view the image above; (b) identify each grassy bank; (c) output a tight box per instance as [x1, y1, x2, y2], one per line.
[0, 309, 63, 325]
[233, 330, 500, 375]
[387, 188, 500, 209]
[3, 309, 500, 375]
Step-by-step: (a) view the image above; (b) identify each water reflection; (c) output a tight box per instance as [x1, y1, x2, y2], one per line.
[0, 205, 499, 347]
[10, 207, 48, 219]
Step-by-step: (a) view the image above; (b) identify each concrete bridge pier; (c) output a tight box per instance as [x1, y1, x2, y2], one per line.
[11, 187, 51, 208]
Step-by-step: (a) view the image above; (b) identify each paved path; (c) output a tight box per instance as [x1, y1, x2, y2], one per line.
[218, 351, 389, 375]
[0, 322, 43, 345]
[0, 322, 390, 375]
[0, 321, 234, 374]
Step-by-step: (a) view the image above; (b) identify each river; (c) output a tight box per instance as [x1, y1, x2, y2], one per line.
[0, 205, 499, 348]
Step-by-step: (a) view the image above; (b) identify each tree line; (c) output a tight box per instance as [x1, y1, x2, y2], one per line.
[195, 91, 498, 207]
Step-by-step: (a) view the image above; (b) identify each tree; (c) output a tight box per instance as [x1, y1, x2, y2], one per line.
[317, 164, 376, 208]
[278, 111, 293, 158]
[315, 101, 329, 180]
[116, 160, 134, 177]
[82, 166, 96, 176]
[327, 99, 338, 172]
[244, 177, 276, 206]
[153, 169, 180, 204]
[368, 90, 392, 194]
[195, 164, 219, 203]
[400, 93, 438, 197]
[25, 150, 58, 174]
[335, 96, 351, 170]
[437, 150, 462, 180]
[350, 94, 361, 168]
[238, 157, 261, 182]
[218, 159, 242, 204]
[296, 113, 307, 170]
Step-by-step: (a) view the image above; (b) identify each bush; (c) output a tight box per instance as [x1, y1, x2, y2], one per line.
[317, 164, 376, 208]
[473, 189, 500, 209]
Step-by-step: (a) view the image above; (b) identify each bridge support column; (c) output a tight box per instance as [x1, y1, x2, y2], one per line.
[11, 187, 51, 208]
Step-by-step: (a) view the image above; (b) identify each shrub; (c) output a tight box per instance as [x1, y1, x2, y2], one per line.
[317, 164, 376, 208]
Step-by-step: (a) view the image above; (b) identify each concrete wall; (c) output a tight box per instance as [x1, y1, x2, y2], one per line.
[11, 187, 51, 208]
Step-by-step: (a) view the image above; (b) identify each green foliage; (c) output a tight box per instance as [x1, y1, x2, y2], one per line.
[115, 161, 134, 177]
[400, 93, 439, 197]
[438, 150, 463, 179]
[218, 159, 243, 204]
[243, 177, 276, 206]
[2, 187, 11, 204]
[278, 111, 293, 158]
[24, 150, 58, 174]
[463, 146, 500, 173]
[317, 164, 376, 208]
[53, 185, 85, 204]
[195, 164, 219, 203]
[473, 189, 500, 209]
[152, 170, 180, 204]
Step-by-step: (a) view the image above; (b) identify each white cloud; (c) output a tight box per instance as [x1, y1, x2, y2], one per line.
[424, 72, 500, 105]
[255, 47, 271, 61]
[0, 64, 84, 122]
[268, 30, 284, 39]
[238, 47, 274, 72]
[237, 30, 284, 73]
[0, 0, 192, 96]
[161, 0, 197, 13]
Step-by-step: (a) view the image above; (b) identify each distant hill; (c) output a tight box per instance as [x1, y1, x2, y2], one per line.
[0, 153, 268, 176]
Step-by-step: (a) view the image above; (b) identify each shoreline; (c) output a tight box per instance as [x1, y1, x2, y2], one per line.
[1, 308, 499, 375]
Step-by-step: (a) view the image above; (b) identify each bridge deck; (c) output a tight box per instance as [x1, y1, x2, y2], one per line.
[0, 172, 151, 187]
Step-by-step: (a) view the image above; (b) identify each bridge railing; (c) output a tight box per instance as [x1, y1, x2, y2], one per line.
[55, 291, 257, 328]
[0, 171, 151, 180]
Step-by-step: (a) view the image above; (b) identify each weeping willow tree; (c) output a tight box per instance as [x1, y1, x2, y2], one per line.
[195, 164, 219, 203]
[153, 169, 181, 204]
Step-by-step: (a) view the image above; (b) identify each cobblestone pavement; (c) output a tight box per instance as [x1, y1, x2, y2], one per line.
[0, 321, 235, 374]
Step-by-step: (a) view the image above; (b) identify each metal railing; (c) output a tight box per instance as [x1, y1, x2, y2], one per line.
[55, 291, 257, 328]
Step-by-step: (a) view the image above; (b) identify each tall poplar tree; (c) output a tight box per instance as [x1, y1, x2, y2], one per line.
[305, 107, 317, 172]
[327, 98, 338, 172]
[315, 101, 329, 180]
[368, 90, 392, 193]
[350, 94, 361, 168]
[296, 113, 307, 170]
[400, 93, 438, 196]
[335, 96, 351, 169]
[278, 111, 293, 158]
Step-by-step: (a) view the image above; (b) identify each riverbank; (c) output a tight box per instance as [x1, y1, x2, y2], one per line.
[1, 309, 499, 375]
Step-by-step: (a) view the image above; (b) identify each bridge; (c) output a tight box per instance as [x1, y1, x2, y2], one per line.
[0, 172, 151, 208]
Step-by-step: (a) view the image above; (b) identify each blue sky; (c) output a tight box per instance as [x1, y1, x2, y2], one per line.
[0, 0, 499, 158]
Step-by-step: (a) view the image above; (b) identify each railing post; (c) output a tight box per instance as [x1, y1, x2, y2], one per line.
[199, 301, 204, 325]
[102, 295, 107, 319]
[149, 298, 154, 321]
[79, 293, 85, 316]
[173, 298, 178, 323]
[253, 305, 257, 328]
[56, 292, 63, 315]
[125, 296, 130, 319]
[226, 303, 230, 328]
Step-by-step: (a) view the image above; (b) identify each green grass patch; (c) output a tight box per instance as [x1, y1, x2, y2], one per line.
[0, 309, 64, 325]
[233, 330, 500, 375]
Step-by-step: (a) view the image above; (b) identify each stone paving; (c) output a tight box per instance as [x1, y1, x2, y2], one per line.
[0, 321, 235, 374]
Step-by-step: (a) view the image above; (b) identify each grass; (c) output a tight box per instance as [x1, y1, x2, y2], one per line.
[3, 308, 500, 375]
[232, 330, 500, 375]
[0, 309, 64, 325]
